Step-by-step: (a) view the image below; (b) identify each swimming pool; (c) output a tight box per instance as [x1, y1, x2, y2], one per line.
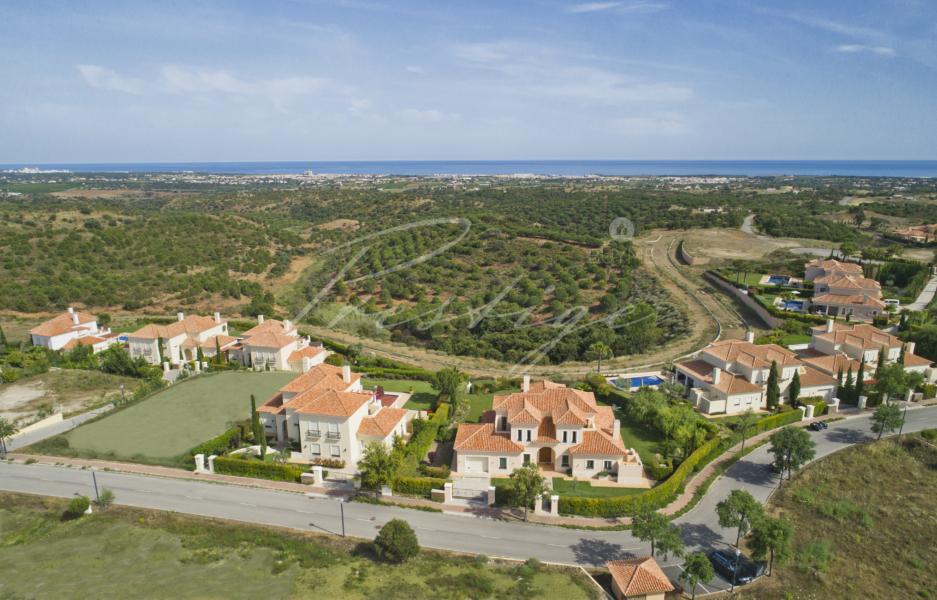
[781, 300, 804, 311]
[612, 375, 665, 390]
[767, 275, 790, 285]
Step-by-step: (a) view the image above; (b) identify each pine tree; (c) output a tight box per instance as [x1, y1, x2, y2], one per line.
[766, 361, 780, 410]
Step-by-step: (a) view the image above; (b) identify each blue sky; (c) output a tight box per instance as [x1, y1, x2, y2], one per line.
[1, 0, 935, 162]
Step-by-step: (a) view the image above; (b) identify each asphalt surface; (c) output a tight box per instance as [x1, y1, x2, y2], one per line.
[2, 405, 935, 596]
[7, 404, 113, 452]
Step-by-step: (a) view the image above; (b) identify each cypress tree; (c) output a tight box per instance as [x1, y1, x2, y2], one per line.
[214, 337, 223, 364]
[898, 343, 906, 365]
[875, 347, 886, 378]
[789, 370, 801, 406]
[855, 359, 866, 402]
[766, 361, 780, 410]
[196, 345, 204, 364]
[844, 367, 855, 404]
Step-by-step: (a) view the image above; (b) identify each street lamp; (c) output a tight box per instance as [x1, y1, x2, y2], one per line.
[730, 547, 742, 593]
[91, 468, 100, 503]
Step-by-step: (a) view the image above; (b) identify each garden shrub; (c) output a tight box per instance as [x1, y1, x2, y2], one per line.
[921, 428, 937, 441]
[799, 396, 828, 416]
[65, 495, 90, 519]
[392, 476, 446, 498]
[402, 403, 449, 464]
[420, 464, 451, 479]
[189, 420, 250, 459]
[798, 539, 834, 572]
[213, 456, 304, 482]
[646, 457, 673, 481]
[921, 384, 937, 399]
[311, 457, 345, 469]
[373, 519, 420, 563]
[751, 408, 802, 435]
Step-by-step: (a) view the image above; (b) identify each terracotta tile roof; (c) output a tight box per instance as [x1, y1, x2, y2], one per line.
[242, 332, 299, 349]
[702, 339, 801, 369]
[806, 259, 864, 275]
[62, 335, 110, 350]
[288, 346, 328, 362]
[799, 353, 862, 377]
[128, 315, 222, 339]
[568, 430, 627, 456]
[493, 382, 601, 430]
[675, 358, 762, 395]
[203, 334, 238, 349]
[454, 423, 524, 453]
[358, 407, 408, 437]
[606, 557, 674, 597]
[242, 319, 297, 338]
[812, 293, 886, 309]
[799, 367, 838, 388]
[279, 363, 358, 394]
[903, 353, 933, 367]
[814, 273, 881, 292]
[289, 389, 372, 417]
[258, 393, 285, 415]
[30, 311, 96, 337]
[812, 323, 899, 349]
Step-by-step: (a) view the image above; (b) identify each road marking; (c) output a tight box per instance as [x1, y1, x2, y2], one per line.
[480, 535, 501, 540]
[547, 543, 566, 548]
[238, 502, 257, 507]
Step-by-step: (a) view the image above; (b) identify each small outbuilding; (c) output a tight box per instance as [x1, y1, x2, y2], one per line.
[606, 557, 675, 600]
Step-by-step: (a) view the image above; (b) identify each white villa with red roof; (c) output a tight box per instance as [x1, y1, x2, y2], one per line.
[453, 377, 646, 485]
[29, 306, 117, 352]
[674, 332, 838, 415]
[808, 320, 934, 381]
[805, 258, 886, 321]
[128, 311, 235, 366]
[229, 315, 327, 372]
[258, 363, 415, 472]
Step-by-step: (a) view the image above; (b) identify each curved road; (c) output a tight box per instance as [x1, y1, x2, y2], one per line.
[1, 406, 935, 595]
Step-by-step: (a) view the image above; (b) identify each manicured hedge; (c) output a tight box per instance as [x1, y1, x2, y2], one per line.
[403, 403, 449, 463]
[189, 420, 250, 459]
[392, 476, 446, 498]
[752, 408, 803, 435]
[213, 456, 304, 482]
[799, 396, 827, 416]
[557, 436, 723, 517]
[311, 457, 345, 469]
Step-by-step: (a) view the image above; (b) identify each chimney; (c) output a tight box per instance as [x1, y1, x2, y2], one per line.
[907, 342, 916, 356]
[745, 330, 754, 343]
[177, 312, 185, 322]
[67, 306, 75, 315]
[712, 367, 721, 385]
[213, 311, 221, 324]
[284, 319, 292, 332]
[826, 318, 835, 334]
[612, 419, 621, 440]
[522, 374, 530, 393]
[301, 356, 312, 373]
[342, 364, 351, 384]
[257, 314, 265, 324]
[71, 310, 79, 325]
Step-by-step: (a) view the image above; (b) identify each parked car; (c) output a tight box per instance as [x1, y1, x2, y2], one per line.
[708, 550, 766, 585]
[808, 421, 829, 431]
[765, 461, 782, 474]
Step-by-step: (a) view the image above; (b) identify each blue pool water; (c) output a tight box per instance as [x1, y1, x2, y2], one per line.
[767, 275, 790, 285]
[613, 375, 664, 389]
[781, 300, 805, 311]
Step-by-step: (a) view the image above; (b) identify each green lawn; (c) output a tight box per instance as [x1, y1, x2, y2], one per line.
[62, 371, 296, 461]
[617, 418, 666, 465]
[551, 478, 645, 498]
[366, 377, 504, 423]
[0, 493, 600, 600]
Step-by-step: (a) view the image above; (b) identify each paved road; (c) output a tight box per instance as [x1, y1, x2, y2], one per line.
[2, 406, 935, 595]
[905, 273, 937, 311]
[7, 404, 113, 452]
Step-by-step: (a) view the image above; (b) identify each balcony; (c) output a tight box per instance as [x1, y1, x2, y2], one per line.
[325, 430, 341, 440]
[304, 430, 321, 440]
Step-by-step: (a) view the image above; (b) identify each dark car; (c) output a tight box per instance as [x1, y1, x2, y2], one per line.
[708, 550, 766, 585]
[765, 461, 782, 474]
[808, 421, 829, 431]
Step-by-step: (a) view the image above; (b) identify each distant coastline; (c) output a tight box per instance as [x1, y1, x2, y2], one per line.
[2, 160, 936, 177]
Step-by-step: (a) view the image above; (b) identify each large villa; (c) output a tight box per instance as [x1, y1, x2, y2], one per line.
[804, 259, 887, 321]
[453, 377, 646, 485]
[675, 321, 935, 415]
[29, 307, 118, 353]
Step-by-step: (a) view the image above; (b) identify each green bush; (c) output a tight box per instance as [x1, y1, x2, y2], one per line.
[752, 408, 802, 435]
[213, 456, 304, 482]
[189, 420, 249, 459]
[646, 457, 673, 481]
[556, 436, 722, 517]
[420, 465, 451, 479]
[799, 396, 827, 416]
[311, 457, 345, 469]
[65, 495, 90, 518]
[921, 429, 937, 441]
[392, 476, 446, 498]
[402, 404, 450, 465]
[373, 518, 420, 563]
[921, 384, 937, 399]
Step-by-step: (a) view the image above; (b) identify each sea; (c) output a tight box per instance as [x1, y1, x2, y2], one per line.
[2, 160, 937, 177]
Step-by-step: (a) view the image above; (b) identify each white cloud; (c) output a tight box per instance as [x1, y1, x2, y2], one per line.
[610, 113, 688, 136]
[405, 65, 425, 74]
[834, 44, 896, 56]
[567, 2, 667, 14]
[75, 64, 145, 94]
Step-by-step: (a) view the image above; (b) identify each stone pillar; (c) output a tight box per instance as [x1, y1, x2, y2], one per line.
[829, 397, 840, 414]
[534, 492, 547, 516]
[550, 494, 559, 516]
[804, 404, 815, 419]
[162, 361, 170, 372]
[207, 455, 216, 473]
[487, 486, 496, 506]
[797, 406, 807, 421]
[444, 482, 453, 504]
[857, 395, 867, 411]
[194, 453, 206, 473]
[194, 361, 201, 373]
[905, 388, 915, 403]
[312, 465, 324, 486]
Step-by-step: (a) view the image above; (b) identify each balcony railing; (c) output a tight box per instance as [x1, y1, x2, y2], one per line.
[305, 430, 321, 440]
[325, 430, 341, 440]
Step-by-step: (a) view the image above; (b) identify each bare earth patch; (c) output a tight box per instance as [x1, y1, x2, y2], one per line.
[317, 218, 360, 231]
[0, 370, 139, 422]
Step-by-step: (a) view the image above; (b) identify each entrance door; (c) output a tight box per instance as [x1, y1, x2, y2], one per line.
[538, 447, 553, 467]
[465, 457, 488, 474]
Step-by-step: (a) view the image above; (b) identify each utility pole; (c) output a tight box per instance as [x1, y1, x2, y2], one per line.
[91, 469, 100, 502]
[897, 404, 909, 440]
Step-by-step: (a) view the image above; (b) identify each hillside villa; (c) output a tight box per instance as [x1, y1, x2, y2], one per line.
[804, 258, 886, 321]
[128, 312, 236, 366]
[674, 321, 935, 415]
[29, 307, 118, 353]
[258, 363, 415, 473]
[453, 377, 646, 485]
[228, 315, 328, 372]
[893, 223, 937, 244]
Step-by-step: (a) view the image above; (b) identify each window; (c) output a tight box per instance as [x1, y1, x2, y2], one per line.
[498, 416, 507, 431]
[310, 443, 321, 455]
[526, 430, 532, 442]
[330, 444, 340, 457]
[561, 455, 569, 468]
[523, 454, 531, 465]
[328, 422, 339, 434]
[516, 429, 523, 441]
[571, 431, 578, 444]
[604, 460, 612, 471]
[562, 430, 568, 443]
[499, 457, 507, 470]
[586, 459, 595, 470]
